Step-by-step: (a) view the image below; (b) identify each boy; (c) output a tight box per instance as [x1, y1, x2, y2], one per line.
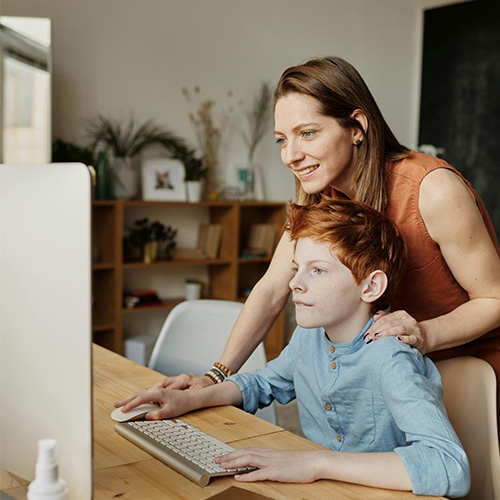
[115, 198, 470, 497]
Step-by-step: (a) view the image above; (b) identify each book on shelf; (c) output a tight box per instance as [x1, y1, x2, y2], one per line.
[198, 224, 223, 259]
[173, 224, 223, 261]
[240, 224, 276, 258]
[123, 289, 162, 309]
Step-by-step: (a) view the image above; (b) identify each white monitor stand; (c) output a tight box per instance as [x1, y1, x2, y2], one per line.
[0, 163, 93, 500]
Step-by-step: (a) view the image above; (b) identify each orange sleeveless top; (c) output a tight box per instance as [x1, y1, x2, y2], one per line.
[326, 152, 500, 375]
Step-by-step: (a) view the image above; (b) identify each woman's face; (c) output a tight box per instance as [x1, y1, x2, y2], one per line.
[274, 93, 360, 196]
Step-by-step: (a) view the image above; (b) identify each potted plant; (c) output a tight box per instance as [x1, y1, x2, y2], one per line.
[177, 147, 206, 202]
[84, 114, 190, 200]
[52, 138, 95, 165]
[52, 139, 112, 200]
[125, 218, 177, 263]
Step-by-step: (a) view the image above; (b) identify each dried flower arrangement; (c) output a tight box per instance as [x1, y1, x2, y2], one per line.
[242, 82, 273, 163]
[182, 87, 240, 190]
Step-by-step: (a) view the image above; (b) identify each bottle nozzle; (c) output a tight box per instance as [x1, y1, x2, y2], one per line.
[27, 439, 68, 500]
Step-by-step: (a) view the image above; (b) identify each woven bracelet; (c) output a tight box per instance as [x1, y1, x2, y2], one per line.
[204, 371, 219, 385]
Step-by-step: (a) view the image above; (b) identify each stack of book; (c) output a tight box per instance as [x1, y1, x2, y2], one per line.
[240, 224, 277, 258]
[123, 289, 162, 309]
[197, 224, 223, 259]
[172, 224, 223, 260]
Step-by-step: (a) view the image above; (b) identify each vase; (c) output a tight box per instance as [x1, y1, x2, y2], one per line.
[143, 241, 158, 264]
[236, 163, 265, 201]
[186, 180, 203, 202]
[252, 163, 266, 201]
[94, 151, 114, 200]
[113, 156, 139, 200]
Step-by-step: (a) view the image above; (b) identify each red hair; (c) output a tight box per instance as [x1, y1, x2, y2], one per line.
[287, 198, 407, 310]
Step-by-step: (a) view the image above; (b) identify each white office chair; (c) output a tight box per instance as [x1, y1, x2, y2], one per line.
[436, 356, 500, 500]
[148, 299, 277, 425]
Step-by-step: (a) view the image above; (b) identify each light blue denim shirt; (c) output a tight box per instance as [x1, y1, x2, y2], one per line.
[228, 318, 470, 498]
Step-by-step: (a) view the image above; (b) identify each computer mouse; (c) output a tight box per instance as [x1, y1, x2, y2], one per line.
[111, 403, 160, 422]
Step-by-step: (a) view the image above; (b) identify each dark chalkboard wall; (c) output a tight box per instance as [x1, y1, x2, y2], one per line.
[419, 0, 500, 235]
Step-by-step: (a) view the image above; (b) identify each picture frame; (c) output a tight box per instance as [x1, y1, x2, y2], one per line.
[141, 158, 187, 201]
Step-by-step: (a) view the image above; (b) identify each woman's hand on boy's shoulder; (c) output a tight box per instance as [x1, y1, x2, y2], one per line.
[364, 310, 429, 354]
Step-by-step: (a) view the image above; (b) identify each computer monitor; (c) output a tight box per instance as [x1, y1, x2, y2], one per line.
[0, 163, 93, 500]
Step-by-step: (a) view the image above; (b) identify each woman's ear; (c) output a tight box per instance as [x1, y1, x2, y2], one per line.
[361, 270, 387, 304]
[351, 109, 368, 143]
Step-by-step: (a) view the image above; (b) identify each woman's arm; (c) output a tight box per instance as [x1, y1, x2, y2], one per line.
[160, 232, 295, 389]
[218, 232, 295, 372]
[366, 168, 500, 353]
[215, 447, 412, 490]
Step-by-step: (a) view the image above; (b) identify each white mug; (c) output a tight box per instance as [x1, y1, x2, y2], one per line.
[185, 280, 202, 300]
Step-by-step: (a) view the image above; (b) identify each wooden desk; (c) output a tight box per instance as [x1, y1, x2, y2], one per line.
[2, 345, 444, 500]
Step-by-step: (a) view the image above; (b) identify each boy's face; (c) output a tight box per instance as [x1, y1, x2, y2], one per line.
[289, 237, 367, 339]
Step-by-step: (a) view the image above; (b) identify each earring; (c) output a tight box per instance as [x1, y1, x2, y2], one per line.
[354, 138, 363, 146]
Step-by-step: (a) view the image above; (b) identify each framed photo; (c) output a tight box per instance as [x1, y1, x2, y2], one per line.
[141, 158, 186, 201]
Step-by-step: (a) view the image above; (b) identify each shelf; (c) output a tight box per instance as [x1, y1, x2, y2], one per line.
[238, 257, 272, 264]
[91, 199, 287, 358]
[123, 258, 232, 269]
[120, 200, 285, 208]
[93, 324, 116, 332]
[92, 200, 116, 206]
[122, 298, 184, 314]
[92, 262, 115, 270]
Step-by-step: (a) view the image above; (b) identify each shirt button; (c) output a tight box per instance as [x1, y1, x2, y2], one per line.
[337, 435, 342, 442]
[330, 362, 337, 369]
[325, 403, 332, 410]
[330, 346, 335, 353]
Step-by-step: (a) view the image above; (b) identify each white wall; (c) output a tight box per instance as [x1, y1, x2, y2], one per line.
[3, 0, 424, 201]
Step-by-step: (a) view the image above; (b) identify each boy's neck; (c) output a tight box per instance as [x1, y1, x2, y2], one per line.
[323, 309, 372, 344]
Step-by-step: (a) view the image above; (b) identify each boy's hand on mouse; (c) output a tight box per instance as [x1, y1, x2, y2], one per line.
[113, 387, 196, 420]
[215, 448, 321, 483]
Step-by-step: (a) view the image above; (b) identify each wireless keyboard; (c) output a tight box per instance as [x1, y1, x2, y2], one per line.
[115, 419, 257, 486]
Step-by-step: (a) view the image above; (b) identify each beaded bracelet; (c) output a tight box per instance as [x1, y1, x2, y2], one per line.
[204, 362, 234, 384]
[204, 371, 219, 385]
[210, 365, 227, 381]
[214, 361, 233, 377]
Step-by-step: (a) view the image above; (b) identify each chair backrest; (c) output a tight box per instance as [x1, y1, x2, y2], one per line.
[436, 356, 500, 500]
[148, 299, 277, 424]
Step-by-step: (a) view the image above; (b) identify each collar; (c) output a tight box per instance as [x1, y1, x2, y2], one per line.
[322, 317, 374, 355]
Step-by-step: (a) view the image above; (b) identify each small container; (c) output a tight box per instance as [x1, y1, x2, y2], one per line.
[95, 150, 114, 200]
[185, 280, 202, 300]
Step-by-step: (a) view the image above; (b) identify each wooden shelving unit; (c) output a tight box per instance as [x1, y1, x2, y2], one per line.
[91, 200, 287, 360]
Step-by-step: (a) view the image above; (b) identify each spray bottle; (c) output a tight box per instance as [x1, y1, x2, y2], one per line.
[27, 439, 68, 500]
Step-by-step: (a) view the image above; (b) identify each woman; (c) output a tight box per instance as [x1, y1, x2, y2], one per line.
[162, 56, 500, 400]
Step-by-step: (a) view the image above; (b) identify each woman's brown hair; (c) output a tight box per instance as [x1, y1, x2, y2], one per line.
[274, 56, 410, 212]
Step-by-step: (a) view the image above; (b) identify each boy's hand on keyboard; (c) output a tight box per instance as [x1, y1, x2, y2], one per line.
[215, 448, 321, 483]
[114, 387, 197, 420]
